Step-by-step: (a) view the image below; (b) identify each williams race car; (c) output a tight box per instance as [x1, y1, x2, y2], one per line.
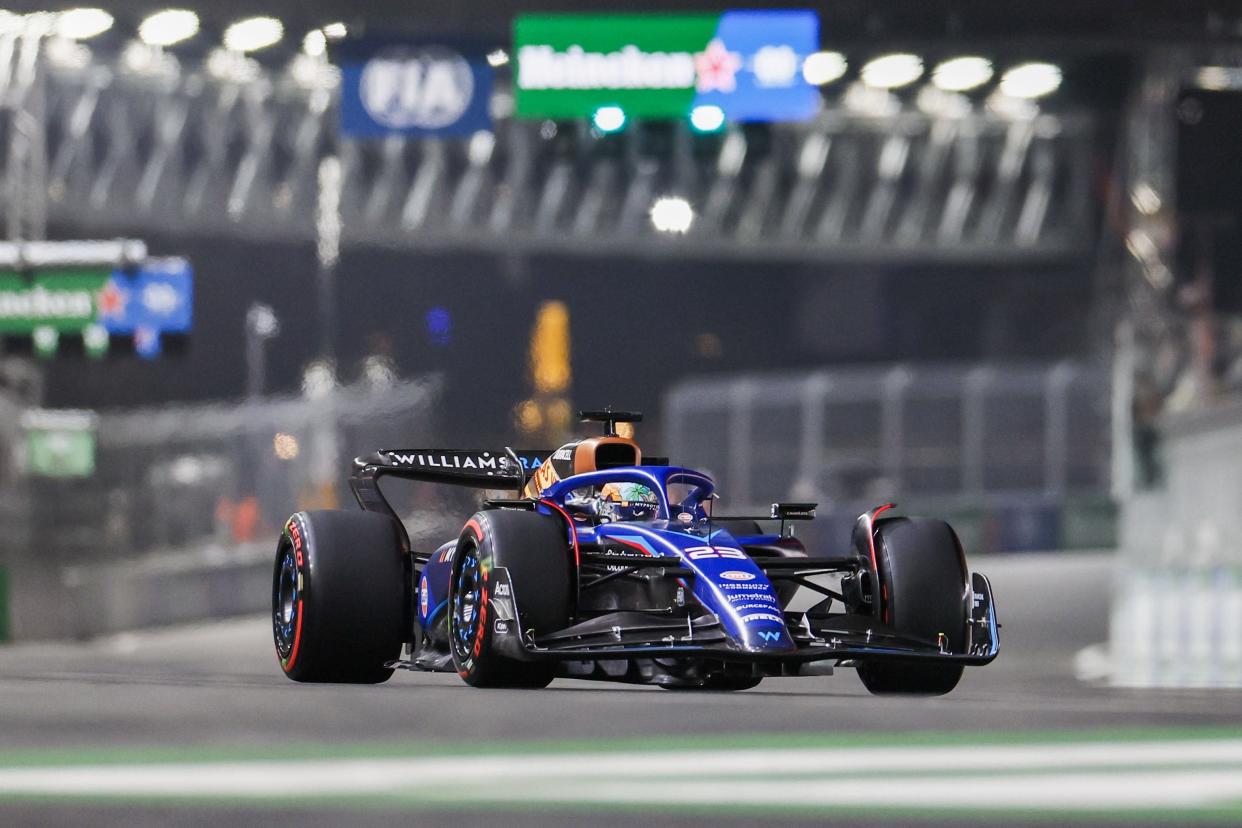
[272, 410, 998, 693]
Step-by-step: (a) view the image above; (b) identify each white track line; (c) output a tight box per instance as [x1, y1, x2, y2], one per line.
[479, 770, 1242, 810]
[2, 740, 1242, 810]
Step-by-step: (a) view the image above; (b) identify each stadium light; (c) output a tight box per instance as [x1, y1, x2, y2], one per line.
[986, 89, 1038, 119]
[138, 9, 199, 47]
[322, 22, 347, 40]
[0, 11, 23, 36]
[932, 56, 993, 92]
[45, 36, 91, 69]
[206, 47, 260, 83]
[530, 301, 571, 394]
[302, 29, 326, 57]
[802, 51, 847, 86]
[55, 8, 113, 40]
[689, 104, 726, 133]
[1131, 183, 1162, 215]
[223, 16, 283, 53]
[273, 433, 300, 461]
[916, 85, 970, 117]
[999, 62, 1061, 99]
[592, 105, 626, 133]
[860, 53, 923, 89]
[487, 49, 509, 67]
[1194, 66, 1242, 91]
[650, 196, 694, 234]
[842, 81, 900, 117]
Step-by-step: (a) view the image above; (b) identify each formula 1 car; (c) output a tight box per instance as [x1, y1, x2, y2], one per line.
[272, 410, 998, 693]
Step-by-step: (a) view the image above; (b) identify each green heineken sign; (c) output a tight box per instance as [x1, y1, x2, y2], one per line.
[514, 11, 820, 122]
[0, 269, 112, 358]
[0, 269, 109, 333]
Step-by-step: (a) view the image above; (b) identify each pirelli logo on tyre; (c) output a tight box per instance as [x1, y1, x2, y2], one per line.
[286, 518, 306, 568]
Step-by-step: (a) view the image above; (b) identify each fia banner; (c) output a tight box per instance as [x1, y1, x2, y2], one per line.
[338, 38, 493, 137]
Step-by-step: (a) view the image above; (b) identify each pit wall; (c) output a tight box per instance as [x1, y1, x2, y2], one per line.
[1109, 396, 1242, 686]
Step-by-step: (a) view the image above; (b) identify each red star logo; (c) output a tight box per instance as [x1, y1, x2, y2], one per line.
[97, 280, 126, 318]
[695, 39, 743, 93]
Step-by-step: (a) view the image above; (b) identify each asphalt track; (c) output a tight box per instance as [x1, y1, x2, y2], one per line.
[3, 552, 1242, 826]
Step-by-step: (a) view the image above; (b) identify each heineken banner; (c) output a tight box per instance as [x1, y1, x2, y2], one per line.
[514, 11, 820, 121]
[0, 258, 192, 358]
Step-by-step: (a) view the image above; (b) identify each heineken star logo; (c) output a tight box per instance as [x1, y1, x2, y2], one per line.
[694, 39, 742, 93]
[97, 280, 127, 318]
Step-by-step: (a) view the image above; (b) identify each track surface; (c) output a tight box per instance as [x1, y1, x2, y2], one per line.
[3, 552, 1242, 826]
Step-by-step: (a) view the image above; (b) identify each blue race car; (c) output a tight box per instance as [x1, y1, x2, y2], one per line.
[272, 410, 998, 693]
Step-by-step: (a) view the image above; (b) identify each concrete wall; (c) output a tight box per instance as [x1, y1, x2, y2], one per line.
[2, 541, 271, 642]
[1109, 397, 1242, 686]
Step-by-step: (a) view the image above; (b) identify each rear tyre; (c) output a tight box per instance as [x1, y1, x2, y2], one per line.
[856, 517, 969, 696]
[273, 510, 407, 683]
[449, 509, 571, 688]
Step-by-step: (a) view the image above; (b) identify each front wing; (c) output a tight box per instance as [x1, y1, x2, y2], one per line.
[488, 571, 999, 668]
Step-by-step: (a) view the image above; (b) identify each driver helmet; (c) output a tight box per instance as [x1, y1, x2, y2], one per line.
[599, 482, 659, 520]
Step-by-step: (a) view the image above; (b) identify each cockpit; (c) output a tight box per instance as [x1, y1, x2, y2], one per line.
[552, 468, 716, 525]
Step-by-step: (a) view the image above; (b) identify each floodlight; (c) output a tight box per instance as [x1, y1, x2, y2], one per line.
[138, 9, 199, 47]
[223, 16, 283, 53]
[860, 53, 923, 89]
[999, 62, 1061, 99]
[932, 56, 993, 92]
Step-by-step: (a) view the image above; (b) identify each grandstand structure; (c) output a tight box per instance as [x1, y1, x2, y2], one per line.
[0, 28, 1095, 262]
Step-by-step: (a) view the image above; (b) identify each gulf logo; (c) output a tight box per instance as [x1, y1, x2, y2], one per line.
[418, 573, 430, 619]
[720, 570, 755, 582]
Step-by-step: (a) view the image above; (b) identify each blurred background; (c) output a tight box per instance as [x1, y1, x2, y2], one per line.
[0, 0, 1241, 823]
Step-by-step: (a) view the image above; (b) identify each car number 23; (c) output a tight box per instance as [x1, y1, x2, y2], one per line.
[685, 546, 748, 560]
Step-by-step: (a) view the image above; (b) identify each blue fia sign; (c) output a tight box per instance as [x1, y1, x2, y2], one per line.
[340, 40, 492, 137]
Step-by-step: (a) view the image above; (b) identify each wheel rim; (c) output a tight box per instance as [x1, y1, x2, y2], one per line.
[450, 547, 483, 662]
[272, 546, 299, 660]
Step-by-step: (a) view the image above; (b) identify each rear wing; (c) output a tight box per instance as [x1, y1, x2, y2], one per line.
[349, 447, 673, 545]
[351, 448, 551, 488]
[350, 448, 544, 546]
[352, 448, 672, 490]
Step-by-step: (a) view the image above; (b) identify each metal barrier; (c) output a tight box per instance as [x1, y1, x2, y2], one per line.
[28, 375, 442, 562]
[2, 376, 449, 639]
[1108, 396, 1242, 687]
[664, 362, 1113, 553]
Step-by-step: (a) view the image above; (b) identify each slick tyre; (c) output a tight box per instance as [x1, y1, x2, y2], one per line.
[273, 510, 407, 684]
[449, 509, 571, 688]
[857, 517, 969, 696]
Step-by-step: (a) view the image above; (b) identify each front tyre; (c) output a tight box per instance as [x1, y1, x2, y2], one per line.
[273, 510, 407, 683]
[857, 517, 969, 696]
[449, 510, 570, 688]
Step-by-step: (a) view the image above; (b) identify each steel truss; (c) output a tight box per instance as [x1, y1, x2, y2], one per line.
[4, 46, 1096, 262]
